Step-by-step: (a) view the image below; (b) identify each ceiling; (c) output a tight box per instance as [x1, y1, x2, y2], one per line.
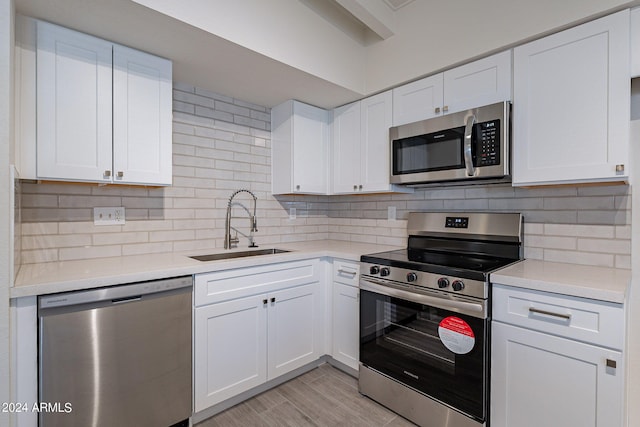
[15, 0, 378, 109]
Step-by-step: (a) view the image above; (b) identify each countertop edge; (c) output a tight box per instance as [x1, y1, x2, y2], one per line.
[491, 259, 630, 304]
[11, 241, 397, 299]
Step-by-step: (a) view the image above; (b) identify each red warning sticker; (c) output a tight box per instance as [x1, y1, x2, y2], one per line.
[438, 316, 475, 355]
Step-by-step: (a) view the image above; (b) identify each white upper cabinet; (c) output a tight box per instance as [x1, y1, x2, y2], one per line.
[392, 73, 444, 126]
[271, 100, 329, 195]
[113, 45, 173, 185]
[36, 21, 114, 182]
[27, 20, 173, 185]
[512, 10, 630, 186]
[332, 91, 411, 194]
[392, 50, 511, 126]
[443, 50, 512, 115]
[631, 7, 640, 77]
[332, 101, 362, 194]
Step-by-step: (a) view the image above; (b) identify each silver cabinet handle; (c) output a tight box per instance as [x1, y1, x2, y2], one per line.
[606, 359, 617, 369]
[117, 171, 124, 178]
[337, 269, 357, 276]
[296, 185, 300, 191]
[463, 114, 476, 177]
[104, 170, 112, 177]
[528, 307, 571, 320]
[443, 105, 449, 112]
[353, 185, 358, 191]
[435, 107, 441, 114]
[616, 164, 625, 173]
[358, 184, 363, 190]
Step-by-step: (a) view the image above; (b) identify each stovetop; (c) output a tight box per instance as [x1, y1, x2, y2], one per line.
[359, 212, 524, 299]
[362, 249, 515, 279]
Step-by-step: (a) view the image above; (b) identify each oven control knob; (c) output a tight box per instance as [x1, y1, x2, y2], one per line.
[407, 272, 418, 282]
[369, 266, 380, 275]
[437, 278, 450, 288]
[452, 280, 465, 292]
[380, 267, 391, 277]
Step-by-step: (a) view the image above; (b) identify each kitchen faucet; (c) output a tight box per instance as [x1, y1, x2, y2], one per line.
[224, 189, 258, 249]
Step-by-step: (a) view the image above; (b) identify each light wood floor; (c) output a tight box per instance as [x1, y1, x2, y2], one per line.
[196, 364, 417, 426]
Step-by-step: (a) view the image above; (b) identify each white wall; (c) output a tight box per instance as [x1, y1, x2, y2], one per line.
[131, 0, 368, 95]
[364, 0, 633, 93]
[0, 0, 14, 425]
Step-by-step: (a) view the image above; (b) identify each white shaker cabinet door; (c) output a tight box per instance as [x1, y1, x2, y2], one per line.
[36, 21, 113, 183]
[392, 73, 444, 126]
[267, 283, 322, 379]
[332, 101, 362, 194]
[443, 50, 512, 115]
[512, 10, 630, 186]
[194, 295, 268, 412]
[113, 45, 173, 185]
[332, 282, 359, 370]
[491, 322, 623, 427]
[360, 90, 394, 192]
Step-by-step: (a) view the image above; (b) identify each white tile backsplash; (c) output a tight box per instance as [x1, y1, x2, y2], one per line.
[17, 83, 632, 269]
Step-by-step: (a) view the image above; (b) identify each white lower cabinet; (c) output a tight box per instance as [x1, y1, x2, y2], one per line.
[194, 294, 268, 410]
[331, 259, 360, 371]
[193, 260, 323, 412]
[491, 284, 625, 427]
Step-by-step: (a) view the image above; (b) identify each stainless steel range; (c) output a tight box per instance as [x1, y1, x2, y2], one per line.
[359, 212, 523, 427]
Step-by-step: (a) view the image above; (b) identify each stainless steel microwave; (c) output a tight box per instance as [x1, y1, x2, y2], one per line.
[390, 101, 510, 185]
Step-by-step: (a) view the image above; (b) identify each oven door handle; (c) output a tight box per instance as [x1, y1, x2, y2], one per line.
[360, 279, 486, 319]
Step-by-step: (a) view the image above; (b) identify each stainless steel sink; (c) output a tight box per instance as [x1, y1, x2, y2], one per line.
[189, 248, 290, 262]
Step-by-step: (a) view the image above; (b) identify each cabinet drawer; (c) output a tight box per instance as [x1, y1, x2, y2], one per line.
[492, 284, 624, 350]
[333, 259, 360, 286]
[194, 259, 321, 306]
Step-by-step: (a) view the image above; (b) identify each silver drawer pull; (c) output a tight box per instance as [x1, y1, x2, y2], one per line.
[528, 307, 571, 320]
[338, 269, 357, 276]
[606, 359, 617, 369]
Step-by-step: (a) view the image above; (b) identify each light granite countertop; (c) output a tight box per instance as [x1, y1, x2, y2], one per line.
[491, 259, 630, 304]
[13, 241, 631, 304]
[12, 240, 399, 298]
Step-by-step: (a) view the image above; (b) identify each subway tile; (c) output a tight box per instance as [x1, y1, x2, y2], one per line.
[19, 82, 633, 266]
[59, 245, 122, 261]
[93, 232, 149, 246]
[543, 249, 614, 268]
[122, 242, 174, 256]
[149, 230, 196, 242]
[577, 238, 630, 255]
[526, 235, 576, 250]
[523, 222, 544, 235]
[21, 222, 59, 235]
[615, 255, 631, 270]
[22, 249, 59, 264]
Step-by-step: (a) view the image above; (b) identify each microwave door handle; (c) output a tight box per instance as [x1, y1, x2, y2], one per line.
[464, 114, 476, 176]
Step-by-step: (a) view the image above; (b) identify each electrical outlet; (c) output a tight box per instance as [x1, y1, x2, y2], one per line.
[289, 208, 297, 220]
[94, 207, 126, 225]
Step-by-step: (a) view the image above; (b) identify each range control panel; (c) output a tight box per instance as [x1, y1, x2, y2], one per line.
[445, 216, 469, 228]
[360, 262, 487, 300]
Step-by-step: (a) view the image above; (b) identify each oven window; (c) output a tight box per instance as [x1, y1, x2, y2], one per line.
[392, 127, 465, 175]
[360, 289, 487, 421]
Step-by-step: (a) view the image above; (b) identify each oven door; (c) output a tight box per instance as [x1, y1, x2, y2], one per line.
[359, 279, 488, 422]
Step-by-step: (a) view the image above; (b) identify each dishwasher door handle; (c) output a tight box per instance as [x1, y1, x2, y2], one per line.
[111, 295, 142, 304]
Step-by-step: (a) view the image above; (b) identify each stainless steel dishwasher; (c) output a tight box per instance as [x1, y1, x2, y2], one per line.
[38, 276, 192, 427]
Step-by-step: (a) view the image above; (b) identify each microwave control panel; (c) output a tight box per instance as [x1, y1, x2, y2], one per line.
[476, 119, 500, 166]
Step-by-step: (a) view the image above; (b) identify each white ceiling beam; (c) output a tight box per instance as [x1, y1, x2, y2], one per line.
[335, 0, 396, 39]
